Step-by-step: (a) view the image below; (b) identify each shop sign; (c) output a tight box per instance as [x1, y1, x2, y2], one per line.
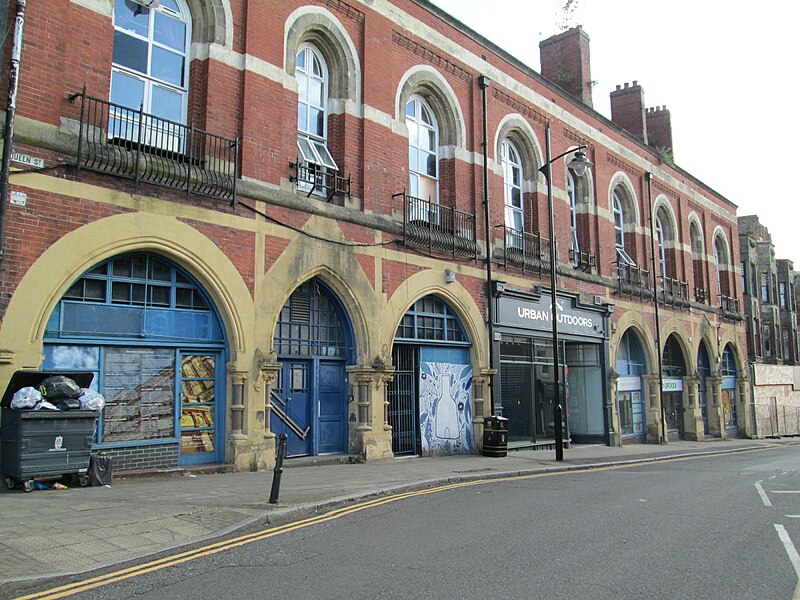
[616, 376, 641, 392]
[662, 378, 683, 392]
[497, 295, 604, 338]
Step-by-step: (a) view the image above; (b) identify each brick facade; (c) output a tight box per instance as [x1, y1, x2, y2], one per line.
[0, 0, 751, 472]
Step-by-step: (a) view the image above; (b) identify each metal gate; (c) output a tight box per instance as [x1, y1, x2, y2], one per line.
[388, 345, 417, 455]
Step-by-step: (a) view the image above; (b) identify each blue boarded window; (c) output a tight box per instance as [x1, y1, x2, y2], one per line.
[395, 296, 469, 345]
[45, 253, 224, 344]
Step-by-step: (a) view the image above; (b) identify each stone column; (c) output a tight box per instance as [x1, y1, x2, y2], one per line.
[346, 366, 394, 461]
[707, 375, 723, 438]
[737, 373, 752, 438]
[227, 366, 248, 438]
[643, 374, 665, 444]
[608, 370, 620, 447]
[682, 375, 704, 441]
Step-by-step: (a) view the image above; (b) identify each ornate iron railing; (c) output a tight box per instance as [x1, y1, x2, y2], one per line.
[69, 88, 238, 204]
[617, 263, 652, 298]
[289, 159, 351, 200]
[569, 247, 596, 272]
[694, 287, 708, 304]
[719, 294, 744, 320]
[395, 192, 477, 259]
[499, 226, 552, 277]
[660, 276, 690, 308]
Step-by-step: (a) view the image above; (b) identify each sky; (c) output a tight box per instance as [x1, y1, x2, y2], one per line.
[429, 0, 800, 264]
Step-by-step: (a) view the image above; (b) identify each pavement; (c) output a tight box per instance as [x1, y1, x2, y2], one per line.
[1, 437, 797, 596]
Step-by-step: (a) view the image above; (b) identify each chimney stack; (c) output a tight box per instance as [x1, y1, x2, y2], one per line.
[539, 26, 593, 107]
[646, 105, 673, 156]
[610, 81, 647, 144]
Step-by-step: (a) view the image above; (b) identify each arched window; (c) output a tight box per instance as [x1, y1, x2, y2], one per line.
[568, 170, 579, 266]
[714, 235, 729, 301]
[690, 221, 706, 302]
[655, 214, 667, 282]
[111, 0, 190, 144]
[296, 43, 338, 187]
[407, 95, 439, 204]
[613, 191, 634, 266]
[502, 139, 523, 232]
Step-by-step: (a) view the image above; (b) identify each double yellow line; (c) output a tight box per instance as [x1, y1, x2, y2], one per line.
[18, 448, 766, 599]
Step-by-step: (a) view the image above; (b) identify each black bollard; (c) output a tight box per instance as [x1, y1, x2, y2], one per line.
[269, 432, 288, 504]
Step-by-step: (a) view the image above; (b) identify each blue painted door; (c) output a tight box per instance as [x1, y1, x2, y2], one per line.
[273, 360, 313, 457]
[317, 361, 347, 454]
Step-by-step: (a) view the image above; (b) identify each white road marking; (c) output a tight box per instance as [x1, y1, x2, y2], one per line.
[774, 491, 800, 494]
[756, 481, 773, 507]
[787, 515, 800, 519]
[775, 524, 800, 579]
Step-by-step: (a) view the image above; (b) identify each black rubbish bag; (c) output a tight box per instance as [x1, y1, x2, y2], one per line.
[39, 375, 81, 400]
[88, 454, 112, 486]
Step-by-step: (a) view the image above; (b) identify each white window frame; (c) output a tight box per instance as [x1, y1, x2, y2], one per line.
[502, 139, 524, 250]
[407, 95, 439, 203]
[613, 191, 635, 266]
[110, 0, 191, 150]
[656, 214, 667, 283]
[296, 43, 338, 190]
[568, 170, 579, 266]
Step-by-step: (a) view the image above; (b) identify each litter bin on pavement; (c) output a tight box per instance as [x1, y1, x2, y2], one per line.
[1, 371, 97, 492]
[482, 415, 509, 458]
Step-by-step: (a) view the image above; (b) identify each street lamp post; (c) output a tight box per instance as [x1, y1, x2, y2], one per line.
[539, 127, 591, 461]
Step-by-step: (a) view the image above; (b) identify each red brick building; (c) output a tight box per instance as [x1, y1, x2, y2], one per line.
[0, 0, 749, 471]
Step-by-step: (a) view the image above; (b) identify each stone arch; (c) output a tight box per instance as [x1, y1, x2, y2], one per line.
[0, 212, 253, 377]
[688, 213, 706, 257]
[562, 148, 594, 211]
[660, 322, 693, 371]
[284, 6, 361, 104]
[608, 171, 640, 228]
[261, 217, 373, 366]
[653, 195, 678, 248]
[611, 313, 657, 375]
[493, 114, 543, 185]
[185, 0, 232, 47]
[396, 65, 466, 149]
[385, 270, 487, 370]
[712, 226, 732, 267]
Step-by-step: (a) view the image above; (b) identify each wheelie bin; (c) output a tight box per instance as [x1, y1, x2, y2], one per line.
[1, 371, 96, 492]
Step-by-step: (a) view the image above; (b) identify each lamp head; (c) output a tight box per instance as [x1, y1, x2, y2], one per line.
[568, 149, 591, 177]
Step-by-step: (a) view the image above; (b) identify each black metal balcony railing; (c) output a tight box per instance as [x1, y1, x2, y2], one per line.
[500, 226, 552, 277]
[617, 263, 652, 299]
[69, 88, 238, 204]
[289, 160, 351, 200]
[569, 247, 596, 273]
[694, 287, 708, 304]
[396, 192, 477, 259]
[660, 276, 690, 308]
[719, 294, 744, 320]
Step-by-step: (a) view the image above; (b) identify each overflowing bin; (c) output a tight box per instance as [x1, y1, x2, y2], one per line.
[482, 415, 509, 458]
[1, 371, 97, 492]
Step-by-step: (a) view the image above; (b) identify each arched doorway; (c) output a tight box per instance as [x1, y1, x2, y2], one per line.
[43, 253, 228, 468]
[697, 341, 712, 435]
[616, 329, 648, 441]
[387, 295, 473, 457]
[721, 344, 739, 433]
[271, 278, 355, 457]
[662, 334, 688, 440]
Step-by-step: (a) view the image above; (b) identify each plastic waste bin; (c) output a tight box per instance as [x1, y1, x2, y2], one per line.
[1, 371, 96, 492]
[482, 415, 509, 457]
